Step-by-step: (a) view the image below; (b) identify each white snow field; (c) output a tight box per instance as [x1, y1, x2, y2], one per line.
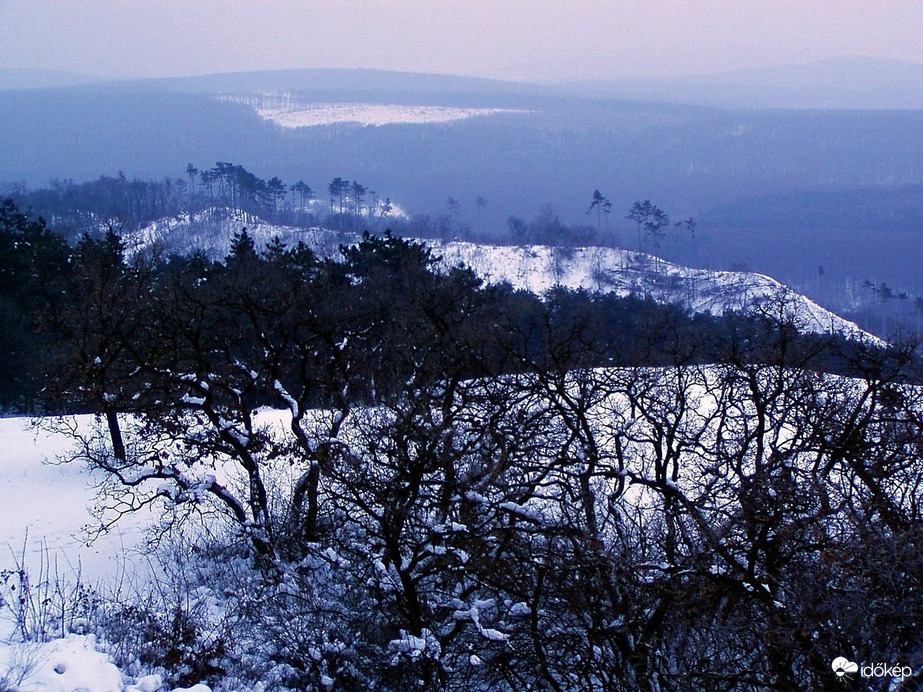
[216, 93, 529, 128]
[0, 417, 210, 692]
[0, 417, 155, 583]
[255, 102, 529, 128]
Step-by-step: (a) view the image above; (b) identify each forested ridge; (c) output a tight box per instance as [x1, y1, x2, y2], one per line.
[2, 197, 921, 690]
[4, 164, 608, 248]
[2, 196, 866, 416]
[7, 72, 923, 333]
[11, 166, 923, 343]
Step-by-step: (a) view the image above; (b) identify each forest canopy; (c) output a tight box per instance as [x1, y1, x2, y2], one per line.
[2, 198, 921, 690]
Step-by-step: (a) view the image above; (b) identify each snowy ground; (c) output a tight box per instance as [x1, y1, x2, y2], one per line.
[0, 417, 153, 584]
[0, 417, 209, 692]
[255, 102, 529, 128]
[216, 93, 529, 128]
[124, 208, 352, 262]
[429, 240, 881, 343]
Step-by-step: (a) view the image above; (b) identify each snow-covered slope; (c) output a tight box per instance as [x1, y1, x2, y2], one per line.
[125, 208, 350, 261]
[127, 210, 876, 343]
[0, 418, 152, 583]
[430, 241, 875, 342]
[0, 417, 206, 692]
[216, 93, 530, 128]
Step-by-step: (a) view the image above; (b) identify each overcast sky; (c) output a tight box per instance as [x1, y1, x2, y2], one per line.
[1, 0, 921, 82]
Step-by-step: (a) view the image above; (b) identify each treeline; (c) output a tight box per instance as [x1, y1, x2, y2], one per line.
[3, 163, 395, 240]
[0, 197, 865, 416]
[5, 173, 189, 236]
[5, 198, 922, 688]
[7, 169, 709, 274]
[6, 170, 694, 253]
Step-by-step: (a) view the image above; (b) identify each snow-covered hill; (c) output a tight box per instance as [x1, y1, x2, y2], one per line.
[125, 208, 351, 260]
[127, 209, 877, 343]
[430, 241, 876, 342]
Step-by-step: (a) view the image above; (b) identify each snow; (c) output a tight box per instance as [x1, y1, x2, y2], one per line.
[254, 102, 529, 128]
[0, 635, 123, 692]
[387, 628, 441, 664]
[429, 241, 879, 343]
[0, 417, 151, 584]
[0, 418, 216, 692]
[216, 93, 528, 127]
[129, 210, 878, 344]
[125, 676, 165, 692]
[124, 208, 352, 261]
[509, 602, 531, 618]
[0, 635, 213, 692]
[126, 206, 409, 261]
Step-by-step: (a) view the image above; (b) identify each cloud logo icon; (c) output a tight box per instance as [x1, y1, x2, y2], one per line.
[832, 657, 859, 678]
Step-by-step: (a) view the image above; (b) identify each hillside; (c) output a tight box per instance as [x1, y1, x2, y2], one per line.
[0, 205, 913, 690]
[4, 66, 923, 310]
[434, 241, 873, 341]
[128, 208, 876, 343]
[566, 57, 923, 110]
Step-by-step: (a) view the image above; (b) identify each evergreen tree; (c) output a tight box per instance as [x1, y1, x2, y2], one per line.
[0, 200, 71, 411]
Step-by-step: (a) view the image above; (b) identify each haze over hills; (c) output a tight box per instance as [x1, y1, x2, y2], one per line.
[0, 66, 108, 90]
[563, 57, 923, 110]
[7, 57, 923, 108]
[3, 61, 923, 324]
[151, 67, 542, 100]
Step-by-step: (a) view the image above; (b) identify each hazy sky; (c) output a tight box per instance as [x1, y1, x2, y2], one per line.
[1, 0, 921, 82]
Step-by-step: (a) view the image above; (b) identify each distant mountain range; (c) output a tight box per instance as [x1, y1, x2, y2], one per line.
[6, 57, 923, 109]
[0, 67, 108, 90]
[562, 57, 923, 110]
[4, 60, 923, 319]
